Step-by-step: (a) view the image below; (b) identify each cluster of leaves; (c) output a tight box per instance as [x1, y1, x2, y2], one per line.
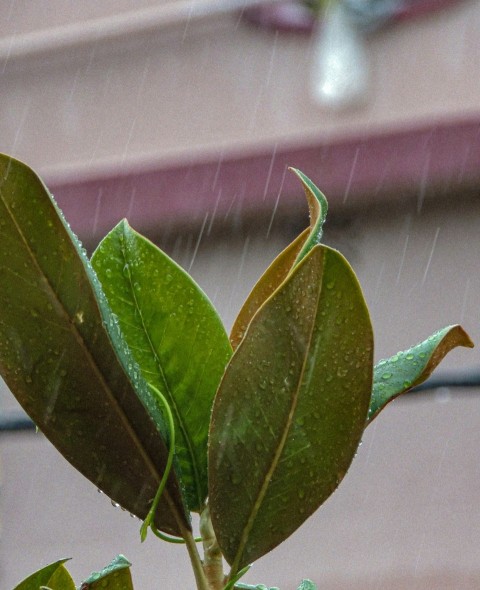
[0, 154, 473, 590]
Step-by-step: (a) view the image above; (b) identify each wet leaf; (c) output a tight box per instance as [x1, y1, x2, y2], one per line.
[79, 555, 133, 590]
[91, 220, 232, 512]
[230, 169, 327, 350]
[368, 325, 474, 422]
[0, 155, 189, 535]
[13, 559, 69, 590]
[209, 245, 373, 572]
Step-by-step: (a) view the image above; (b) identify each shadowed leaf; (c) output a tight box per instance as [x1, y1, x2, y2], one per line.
[13, 559, 69, 590]
[369, 325, 474, 422]
[92, 221, 232, 511]
[209, 245, 373, 572]
[0, 154, 189, 536]
[80, 555, 133, 590]
[230, 169, 327, 350]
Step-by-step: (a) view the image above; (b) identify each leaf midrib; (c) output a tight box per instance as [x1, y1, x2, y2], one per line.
[230, 249, 324, 574]
[120, 229, 204, 511]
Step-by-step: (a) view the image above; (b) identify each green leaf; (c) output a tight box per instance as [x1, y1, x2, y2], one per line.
[297, 581, 317, 590]
[79, 555, 134, 590]
[209, 245, 373, 572]
[13, 559, 69, 590]
[230, 169, 327, 350]
[368, 325, 474, 422]
[288, 168, 328, 265]
[0, 154, 189, 536]
[42, 564, 76, 590]
[91, 220, 232, 512]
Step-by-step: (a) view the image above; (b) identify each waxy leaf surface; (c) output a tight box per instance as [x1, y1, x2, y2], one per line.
[230, 169, 327, 349]
[80, 555, 133, 590]
[0, 155, 189, 535]
[92, 221, 232, 511]
[369, 325, 474, 421]
[209, 245, 373, 571]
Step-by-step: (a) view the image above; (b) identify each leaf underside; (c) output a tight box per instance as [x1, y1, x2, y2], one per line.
[92, 221, 232, 512]
[209, 245, 373, 572]
[230, 168, 327, 350]
[0, 154, 189, 535]
[369, 324, 474, 422]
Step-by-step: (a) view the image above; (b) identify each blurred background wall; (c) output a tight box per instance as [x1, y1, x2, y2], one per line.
[1, 1, 479, 588]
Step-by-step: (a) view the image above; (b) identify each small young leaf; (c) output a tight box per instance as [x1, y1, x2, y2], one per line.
[79, 555, 134, 590]
[230, 169, 327, 349]
[209, 245, 373, 573]
[297, 580, 317, 590]
[0, 155, 189, 536]
[13, 559, 69, 590]
[369, 325, 474, 422]
[92, 220, 232, 512]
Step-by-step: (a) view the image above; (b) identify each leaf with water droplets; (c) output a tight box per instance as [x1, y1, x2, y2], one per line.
[12, 559, 71, 590]
[80, 555, 133, 590]
[368, 325, 474, 422]
[0, 155, 189, 536]
[91, 220, 232, 512]
[209, 245, 373, 572]
[230, 169, 327, 349]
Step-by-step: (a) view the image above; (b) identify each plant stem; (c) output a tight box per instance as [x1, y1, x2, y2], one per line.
[182, 526, 211, 590]
[200, 506, 225, 590]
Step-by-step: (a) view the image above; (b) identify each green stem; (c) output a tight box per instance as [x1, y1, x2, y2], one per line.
[183, 527, 211, 590]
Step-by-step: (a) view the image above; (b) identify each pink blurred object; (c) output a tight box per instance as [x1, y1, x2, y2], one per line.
[243, 0, 466, 33]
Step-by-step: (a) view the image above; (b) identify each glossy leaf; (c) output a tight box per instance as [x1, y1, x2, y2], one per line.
[297, 581, 317, 590]
[0, 155, 189, 536]
[368, 325, 474, 421]
[80, 555, 133, 590]
[91, 221, 232, 511]
[209, 245, 373, 572]
[230, 169, 327, 350]
[13, 559, 69, 590]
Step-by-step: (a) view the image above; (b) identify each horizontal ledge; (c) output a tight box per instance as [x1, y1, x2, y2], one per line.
[0, 0, 277, 63]
[48, 114, 480, 245]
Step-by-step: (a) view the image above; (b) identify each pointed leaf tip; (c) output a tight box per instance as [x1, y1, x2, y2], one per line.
[369, 324, 474, 422]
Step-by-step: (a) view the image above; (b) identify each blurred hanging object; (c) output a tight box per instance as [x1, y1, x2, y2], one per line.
[310, 1, 370, 110]
[309, 0, 405, 109]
